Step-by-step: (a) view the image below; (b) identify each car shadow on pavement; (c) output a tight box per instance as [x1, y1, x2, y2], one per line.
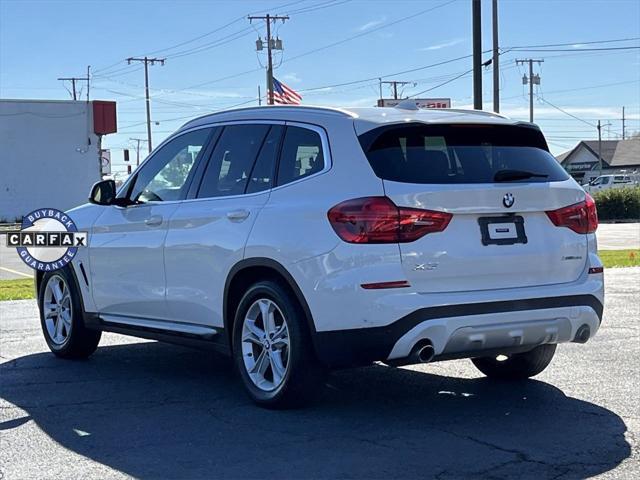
[0, 340, 631, 480]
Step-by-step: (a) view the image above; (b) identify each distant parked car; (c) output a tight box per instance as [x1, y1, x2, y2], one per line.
[36, 104, 604, 408]
[583, 174, 640, 194]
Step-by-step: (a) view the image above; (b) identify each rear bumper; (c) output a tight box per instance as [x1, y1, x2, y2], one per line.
[313, 294, 603, 367]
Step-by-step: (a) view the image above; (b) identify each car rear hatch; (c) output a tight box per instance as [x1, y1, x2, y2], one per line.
[358, 122, 589, 293]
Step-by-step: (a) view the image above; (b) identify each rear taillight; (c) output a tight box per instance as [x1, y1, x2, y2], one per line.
[545, 194, 598, 234]
[327, 196, 452, 244]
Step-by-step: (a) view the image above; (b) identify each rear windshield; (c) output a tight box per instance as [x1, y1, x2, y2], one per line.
[358, 123, 569, 184]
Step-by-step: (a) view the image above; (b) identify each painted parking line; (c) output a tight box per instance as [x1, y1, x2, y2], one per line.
[0, 266, 32, 279]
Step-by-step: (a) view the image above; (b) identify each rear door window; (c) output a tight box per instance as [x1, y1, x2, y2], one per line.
[358, 123, 569, 184]
[197, 124, 270, 198]
[246, 125, 284, 194]
[276, 126, 325, 186]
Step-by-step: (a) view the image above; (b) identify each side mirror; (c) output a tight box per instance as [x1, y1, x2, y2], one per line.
[89, 180, 117, 205]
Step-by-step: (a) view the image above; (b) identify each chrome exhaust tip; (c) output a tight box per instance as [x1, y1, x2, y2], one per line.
[573, 324, 591, 344]
[410, 340, 435, 364]
[417, 344, 435, 363]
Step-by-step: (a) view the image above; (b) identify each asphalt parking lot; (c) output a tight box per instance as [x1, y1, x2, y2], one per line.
[0, 268, 638, 479]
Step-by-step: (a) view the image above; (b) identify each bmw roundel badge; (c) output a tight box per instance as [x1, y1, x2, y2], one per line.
[502, 193, 515, 208]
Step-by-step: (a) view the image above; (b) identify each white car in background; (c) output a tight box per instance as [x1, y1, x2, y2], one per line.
[36, 104, 604, 408]
[583, 174, 639, 194]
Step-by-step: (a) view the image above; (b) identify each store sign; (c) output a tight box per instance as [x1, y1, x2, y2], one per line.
[566, 162, 596, 172]
[101, 149, 111, 175]
[377, 98, 452, 109]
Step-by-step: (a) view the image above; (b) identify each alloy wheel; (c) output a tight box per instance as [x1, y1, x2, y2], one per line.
[241, 298, 290, 392]
[43, 275, 73, 345]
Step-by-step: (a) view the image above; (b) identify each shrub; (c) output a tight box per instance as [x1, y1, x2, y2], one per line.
[593, 186, 640, 220]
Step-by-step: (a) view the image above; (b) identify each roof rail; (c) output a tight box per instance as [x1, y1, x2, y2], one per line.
[440, 108, 508, 119]
[394, 99, 420, 111]
[180, 104, 357, 129]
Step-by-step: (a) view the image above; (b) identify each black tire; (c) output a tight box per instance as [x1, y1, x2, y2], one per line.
[471, 344, 557, 380]
[38, 268, 101, 359]
[232, 280, 324, 408]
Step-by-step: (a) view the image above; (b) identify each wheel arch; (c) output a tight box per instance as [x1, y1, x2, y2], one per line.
[38, 264, 94, 328]
[35, 270, 45, 297]
[223, 258, 317, 353]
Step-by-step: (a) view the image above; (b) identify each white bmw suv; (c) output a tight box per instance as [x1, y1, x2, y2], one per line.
[37, 104, 604, 408]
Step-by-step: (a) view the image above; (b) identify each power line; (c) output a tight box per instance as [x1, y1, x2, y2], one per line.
[146, 34, 636, 102]
[93, 64, 142, 78]
[282, 0, 456, 64]
[511, 46, 640, 52]
[535, 95, 598, 128]
[410, 68, 474, 98]
[380, 80, 416, 100]
[164, 26, 256, 60]
[180, 67, 264, 91]
[299, 52, 490, 93]
[90, 0, 307, 75]
[501, 79, 639, 101]
[505, 36, 640, 49]
[57, 73, 89, 101]
[143, 17, 247, 57]
[285, 0, 352, 15]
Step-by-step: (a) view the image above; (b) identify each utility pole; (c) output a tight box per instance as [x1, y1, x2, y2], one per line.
[126, 56, 165, 153]
[622, 106, 626, 140]
[249, 14, 289, 105]
[129, 138, 148, 166]
[57, 72, 89, 101]
[258, 85, 262, 106]
[472, 0, 482, 110]
[492, 0, 500, 113]
[598, 120, 603, 177]
[516, 58, 543, 122]
[381, 80, 415, 100]
[597, 120, 612, 177]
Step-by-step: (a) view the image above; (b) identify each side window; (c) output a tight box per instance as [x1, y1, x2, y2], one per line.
[247, 125, 284, 194]
[276, 126, 325, 187]
[129, 128, 212, 203]
[198, 124, 270, 198]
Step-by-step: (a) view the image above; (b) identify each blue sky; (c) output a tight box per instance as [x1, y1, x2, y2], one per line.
[1, 0, 639, 175]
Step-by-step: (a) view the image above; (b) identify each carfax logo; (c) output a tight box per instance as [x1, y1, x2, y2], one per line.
[5, 208, 88, 272]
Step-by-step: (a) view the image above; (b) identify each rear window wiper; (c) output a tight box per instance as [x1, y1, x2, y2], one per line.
[494, 169, 549, 182]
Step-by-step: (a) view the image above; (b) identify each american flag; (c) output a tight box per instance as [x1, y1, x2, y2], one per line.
[271, 77, 302, 105]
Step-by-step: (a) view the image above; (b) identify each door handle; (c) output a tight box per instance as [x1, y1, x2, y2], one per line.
[144, 215, 163, 227]
[226, 209, 250, 222]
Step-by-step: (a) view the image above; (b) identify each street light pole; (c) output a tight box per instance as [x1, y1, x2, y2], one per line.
[472, 0, 482, 110]
[492, 0, 500, 113]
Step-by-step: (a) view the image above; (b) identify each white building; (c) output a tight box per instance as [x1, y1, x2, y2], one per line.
[556, 137, 640, 184]
[0, 99, 116, 223]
